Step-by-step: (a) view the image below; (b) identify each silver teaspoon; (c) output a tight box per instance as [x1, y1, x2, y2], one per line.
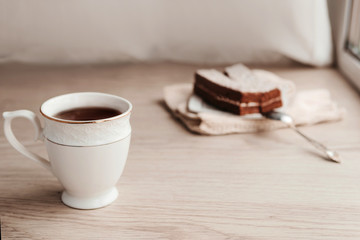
[263, 111, 341, 163]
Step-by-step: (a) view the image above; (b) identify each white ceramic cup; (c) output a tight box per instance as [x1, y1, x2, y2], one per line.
[3, 92, 132, 209]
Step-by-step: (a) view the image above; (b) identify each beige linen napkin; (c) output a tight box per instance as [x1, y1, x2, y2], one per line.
[163, 84, 345, 135]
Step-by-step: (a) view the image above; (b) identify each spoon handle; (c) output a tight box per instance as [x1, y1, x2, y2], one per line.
[288, 124, 341, 163]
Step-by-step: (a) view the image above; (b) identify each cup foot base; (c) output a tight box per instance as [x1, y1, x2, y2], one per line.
[61, 187, 118, 209]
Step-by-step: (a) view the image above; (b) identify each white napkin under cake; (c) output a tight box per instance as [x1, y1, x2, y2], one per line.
[163, 64, 345, 135]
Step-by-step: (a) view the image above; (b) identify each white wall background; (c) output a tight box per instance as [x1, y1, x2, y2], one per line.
[0, 0, 333, 66]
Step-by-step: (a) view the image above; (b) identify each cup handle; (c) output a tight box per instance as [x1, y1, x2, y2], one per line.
[3, 110, 51, 171]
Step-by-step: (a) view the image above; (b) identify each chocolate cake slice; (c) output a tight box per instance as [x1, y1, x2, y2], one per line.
[194, 68, 282, 115]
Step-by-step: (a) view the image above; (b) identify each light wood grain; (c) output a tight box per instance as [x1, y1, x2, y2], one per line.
[0, 63, 360, 239]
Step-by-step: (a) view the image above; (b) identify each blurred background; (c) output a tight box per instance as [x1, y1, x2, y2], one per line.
[0, 0, 335, 66]
[1, 0, 360, 89]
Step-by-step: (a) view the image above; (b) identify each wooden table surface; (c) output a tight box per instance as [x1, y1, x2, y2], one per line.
[1, 63, 360, 239]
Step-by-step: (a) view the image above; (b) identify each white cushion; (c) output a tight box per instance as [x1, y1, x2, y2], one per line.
[0, 0, 332, 66]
